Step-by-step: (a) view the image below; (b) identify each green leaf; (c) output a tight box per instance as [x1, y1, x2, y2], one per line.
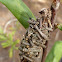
[8, 34, 13, 41]
[0, 0, 36, 28]
[12, 39, 20, 47]
[0, 27, 7, 41]
[1, 42, 11, 48]
[45, 41, 62, 62]
[15, 47, 18, 50]
[0, 35, 7, 41]
[57, 24, 62, 31]
[0, 27, 8, 41]
[0, 27, 3, 34]
[9, 48, 13, 58]
[8, 31, 15, 41]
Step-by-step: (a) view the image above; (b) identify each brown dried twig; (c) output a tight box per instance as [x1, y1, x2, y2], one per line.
[42, 0, 60, 62]
[34, 25, 49, 40]
[51, 0, 60, 25]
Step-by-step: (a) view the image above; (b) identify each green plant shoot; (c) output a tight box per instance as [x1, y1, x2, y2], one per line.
[0, 27, 20, 58]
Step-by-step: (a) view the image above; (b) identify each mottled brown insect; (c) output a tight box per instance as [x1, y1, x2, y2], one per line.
[19, 0, 60, 62]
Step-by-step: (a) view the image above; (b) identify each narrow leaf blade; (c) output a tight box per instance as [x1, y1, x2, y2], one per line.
[0, 0, 36, 28]
[45, 41, 62, 62]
